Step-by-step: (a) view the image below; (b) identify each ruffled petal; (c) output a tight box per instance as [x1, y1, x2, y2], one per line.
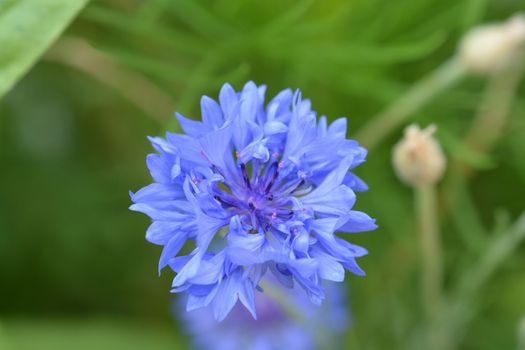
[176, 112, 208, 137]
[219, 83, 239, 119]
[201, 95, 223, 129]
[158, 233, 187, 273]
[336, 210, 377, 233]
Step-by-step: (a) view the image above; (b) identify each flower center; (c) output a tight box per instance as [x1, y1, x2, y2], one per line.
[212, 157, 310, 232]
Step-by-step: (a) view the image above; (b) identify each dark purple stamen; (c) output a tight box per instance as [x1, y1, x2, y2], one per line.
[264, 162, 279, 194]
[214, 195, 235, 208]
[240, 163, 252, 190]
[290, 179, 305, 194]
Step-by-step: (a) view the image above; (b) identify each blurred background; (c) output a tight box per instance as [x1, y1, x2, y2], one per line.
[1, 0, 525, 349]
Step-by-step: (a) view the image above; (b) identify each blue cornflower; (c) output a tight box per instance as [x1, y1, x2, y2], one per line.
[130, 81, 376, 321]
[179, 278, 349, 350]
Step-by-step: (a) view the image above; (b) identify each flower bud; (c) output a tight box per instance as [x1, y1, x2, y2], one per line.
[459, 14, 525, 74]
[392, 124, 446, 187]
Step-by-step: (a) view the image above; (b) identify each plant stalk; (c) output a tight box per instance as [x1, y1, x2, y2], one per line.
[357, 58, 465, 151]
[415, 184, 443, 320]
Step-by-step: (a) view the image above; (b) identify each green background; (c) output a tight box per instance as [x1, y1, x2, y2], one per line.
[1, 0, 524, 349]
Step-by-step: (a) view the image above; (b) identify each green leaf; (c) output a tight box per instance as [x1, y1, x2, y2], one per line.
[0, 0, 89, 99]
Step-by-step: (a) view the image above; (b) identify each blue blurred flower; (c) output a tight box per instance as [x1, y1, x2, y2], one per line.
[130, 81, 376, 321]
[179, 278, 349, 350]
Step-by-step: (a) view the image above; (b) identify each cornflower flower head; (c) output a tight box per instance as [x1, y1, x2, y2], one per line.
[130, 81, 376, 321]
[179, 278, 349, 350]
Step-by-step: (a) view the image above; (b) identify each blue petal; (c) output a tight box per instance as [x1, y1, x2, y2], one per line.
[328, 117, 347, 137]
[171, 157, 182, 180]
[175, 112, 208, 137]
[240, 82, 259, 123]
[147, 136, 177, 153]
[289, 258, 318, 279]
[188, 253, 225, 285]
[266, 88, 293, 121]
[264, 120, 288, 135]
[341, 257, 366, 276]
[166, 133, 207, 166]
[309, 218, 350, 257]
[305, 155, 355, 197]
[292, 228, 310, 255]
[172, 252, 204, 287]
[238, 279, 257, 319]
[239, 139, 269, 163]
[269, 264, 294, 288]
[227, 234, 266, 266]
[199, 126, 233, 171]
[146, 154, 172, 184]
[145, 221, 181, 245]
[336, 210, 377, 233]
[302, 184, 356, 216]
[159, 233, 187, 274]
[212, 269, 242, 321]
[317, 115, 328, 137]
[186, 284, 219, 311]
[283, 109, 317, 159]
[232, 108, 260, 151]
[316, 257, 345, 282]
[196, 192, 231, 219]
[130, 183, 184, 203]
[219, 83, 239, 119]
[336, 238, 368, 257]
[344, 172, 369, 192]
[129, 202, 192, 221]
[201, 95, 223, 129]
[168, 255, 192, 273]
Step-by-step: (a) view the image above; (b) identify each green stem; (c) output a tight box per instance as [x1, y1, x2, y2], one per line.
[517, 316, 525, 350]
[458, 213, 525, 299]
[442, 54, 525, 251]
[442, 212, 525, 345]
[415, 184, 453, 350]
[462, 54, 525, 175]
[356, 58, 465, 151]
[415, 184, 444, 320]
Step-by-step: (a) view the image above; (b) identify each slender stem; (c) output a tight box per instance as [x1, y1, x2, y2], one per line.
[415, 184, 443, 320]
[461, 54, 525, 177]
[518, 316, 525, 350]
[408, 212, 525, 349]
[356, 58, 465, 151]
[441, 212, 525, 345]
[442, 55, 525, 250]
[415, 184, 453, 350]
[458, 213, 525, 299]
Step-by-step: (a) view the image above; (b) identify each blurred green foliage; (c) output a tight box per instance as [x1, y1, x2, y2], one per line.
[1, 318, 186, 350]
[1, 0, 525, 349]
